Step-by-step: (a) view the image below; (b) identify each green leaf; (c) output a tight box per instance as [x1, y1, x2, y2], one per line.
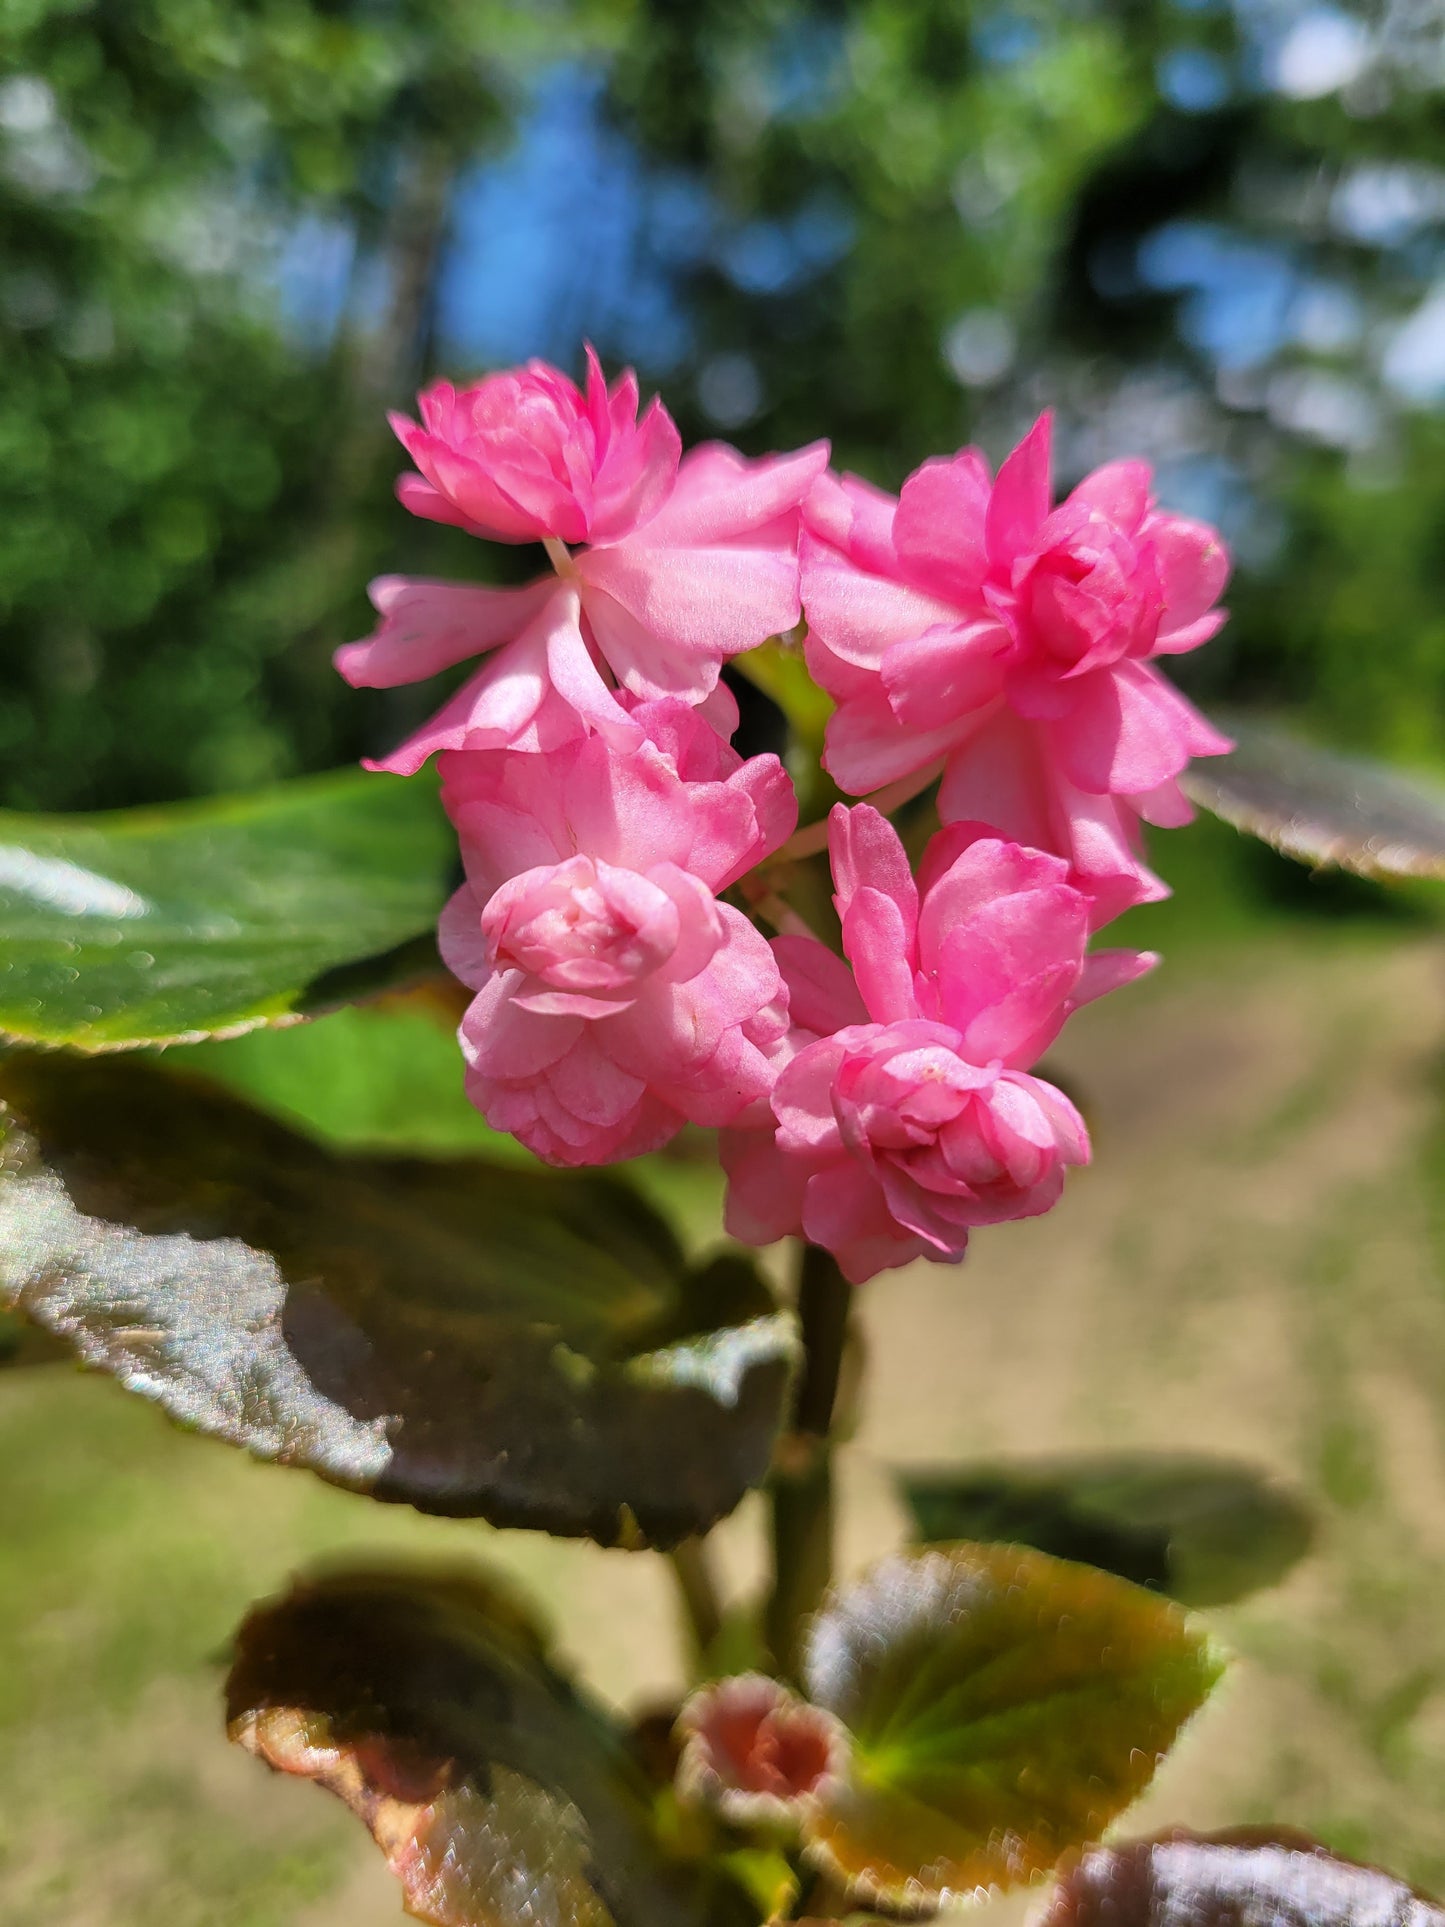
[227, 1564, 758, 1927]
[899, 1453, 1314, 1607]
[0, 1052, 796, 1548]
[180, 994, 529, 1160]
[799, 1543, 1224, 1908]
[1182, 721, 1445, 881]
[734, 639, 835, 757]
[1036, 1828, 1445, 1927]
[0, 1303, 68, 1367]
[0, 769, 455, 1050]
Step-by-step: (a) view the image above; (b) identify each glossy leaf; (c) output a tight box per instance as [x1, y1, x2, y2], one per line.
[1037, 1828, 1445, 1927]
[1182, 722, 1445, 880]
[800, 1543, 1223, 1908]
[227, 1565, 756, 1927]
[0, 1052, 795, 1547]
[0, 769, 454, 1050]
[900, 1453, 1314, 1607]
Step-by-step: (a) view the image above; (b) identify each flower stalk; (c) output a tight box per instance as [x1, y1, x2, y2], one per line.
[766, 1240, 853, 1683]
[669, 1535, 724, 1662]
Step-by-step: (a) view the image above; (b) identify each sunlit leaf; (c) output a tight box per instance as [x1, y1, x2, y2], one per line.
[1182, 722, 1445, 880]
[227, 1564, 757, 1927]
[799, 1544, 1223, 1908]
[1036, 1828, 1445, 1927]
[0, 770, 454, 1050]
[0, 1053, 796, 1548]
[900, 1454, 1314, 1607]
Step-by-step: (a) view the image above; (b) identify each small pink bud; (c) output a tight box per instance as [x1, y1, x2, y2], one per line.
[482, 856, 695, 1003]
[675, 1674, 849, 1829]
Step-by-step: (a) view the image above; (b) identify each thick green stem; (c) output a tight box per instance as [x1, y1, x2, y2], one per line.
[668, 1536, 723, 1664]
[766, 1242, 852, 1682]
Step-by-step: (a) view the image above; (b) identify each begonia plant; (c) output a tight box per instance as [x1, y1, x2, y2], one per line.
[4, 349, 1444, 1925]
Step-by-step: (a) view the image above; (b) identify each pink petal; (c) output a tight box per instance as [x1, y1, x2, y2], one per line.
[394, 473, 485, 533]
[892, 450, 991, 600]
[441, 752, 574, 895]
[1003, 1069, 1090, 1165]
[663, 1020, 779, 1126]
[1135, 775, 1196, 828]
[917, 824, 1071, 911]
[436, 882, 490, 991]
[546, 1028, 649, 1128]
[390, 411, 552, 544]
[711, 754, 798, 889]
[1150, 513, 1231, 639]
[880, 620, 1010, 727]
[589, 392, 683, 544]
[799, 528, 962, 674]
[577, 580, 707, 700]
[821, 682, 979, 794]
[364, 631, 555, 777]
[1048, 662, 1211, 796]
[935, 709, 1055, 850]
[985, 412, 1052, 569]
[721, 1128, 811, 1247]
[842, 889, 919, 1026]
[772, 935, 869, 1036]
[1068, 459, 1151, 534]
[801, 1161, 939, 1283]
[461, 975, 581, 1078]
[640, 440, 830, 547]
[1152, 610, 1227, 656]
[936, 710, 1168, 930]
[829, 804, 918, 946]
[773, 1037, 850, 1154]
[546, 593, 644, 744]
[931, 889, 1090, 1065]
[647, 862, 727, 985]
[577, 540, 803, 693]
[334, 574, 557, 688]
[802, 468, 901, 573]
[554, 736, 689, 870]
[1071, 947, 1158, 1010]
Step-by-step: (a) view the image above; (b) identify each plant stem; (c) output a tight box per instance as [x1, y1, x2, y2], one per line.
[774, 758, 946, 862]
[669, 1536, 723, 1663]
[767, 1242, 852, 1683]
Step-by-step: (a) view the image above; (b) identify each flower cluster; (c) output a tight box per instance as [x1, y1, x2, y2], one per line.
[340, 352, 1228, 1282]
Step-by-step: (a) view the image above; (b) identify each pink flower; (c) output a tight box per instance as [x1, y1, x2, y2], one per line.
[800, 414, 1231, 924]
[722, 806, 1152, 1283]
[336, 353, 829, 772]
[436, 706, 797, 1165]
[675, 1674, 849, 1830]
[389, 346, 680, 546]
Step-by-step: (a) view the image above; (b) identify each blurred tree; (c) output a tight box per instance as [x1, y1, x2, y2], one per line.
[605, 0, 1445, 755]
[0, 0, 623, 808]
[4, 0, 1445, 810]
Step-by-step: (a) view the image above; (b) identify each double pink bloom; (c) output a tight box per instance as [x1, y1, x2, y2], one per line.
[437, 701, 794, 1165]
[337, 352, 1230, 1282]
[801, 413, 1231, 925]
[723, 807, 1151, 1282]
[336, 348, 828, 770]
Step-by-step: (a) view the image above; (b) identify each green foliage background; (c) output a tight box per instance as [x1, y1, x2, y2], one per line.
[3, 0, 1443, 811]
